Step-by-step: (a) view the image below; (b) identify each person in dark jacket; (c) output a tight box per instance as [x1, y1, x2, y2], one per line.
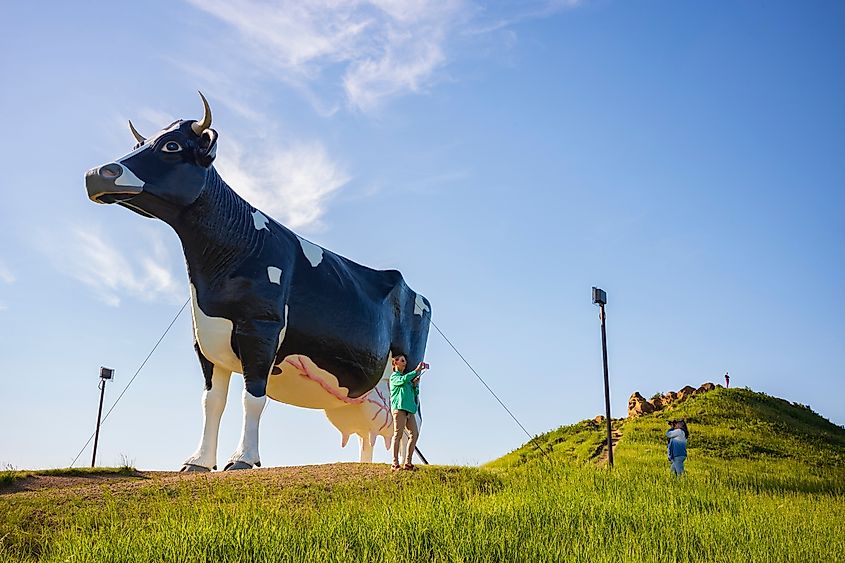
[666, 419, 689, 476]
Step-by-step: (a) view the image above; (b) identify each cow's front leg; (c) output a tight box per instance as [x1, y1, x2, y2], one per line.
[225, 319, 283, 470]
[182, 363, 232, 472]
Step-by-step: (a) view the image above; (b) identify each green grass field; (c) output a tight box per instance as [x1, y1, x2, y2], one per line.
[2, 388, 843, 562]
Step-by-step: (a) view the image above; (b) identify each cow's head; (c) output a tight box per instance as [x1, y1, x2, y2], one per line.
[85, 92, 218, 221]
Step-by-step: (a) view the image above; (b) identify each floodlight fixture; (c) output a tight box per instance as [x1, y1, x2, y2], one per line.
[100, 367, 114, 380]
[592, 287, 607, 306]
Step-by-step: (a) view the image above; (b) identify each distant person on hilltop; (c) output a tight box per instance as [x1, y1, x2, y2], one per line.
[666, 419, 689, 476]
[725, 372, 730, 388]
[389, 354, 428, 471]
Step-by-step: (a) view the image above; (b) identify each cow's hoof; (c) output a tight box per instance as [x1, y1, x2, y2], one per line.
[180, 463, 211, 473]
[223, 460, 254, 471]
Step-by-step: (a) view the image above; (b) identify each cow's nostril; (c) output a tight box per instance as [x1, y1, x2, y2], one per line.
[99, 163, 122, 179]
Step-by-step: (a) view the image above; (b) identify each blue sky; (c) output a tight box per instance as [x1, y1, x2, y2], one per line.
[1, 1, 843, 470]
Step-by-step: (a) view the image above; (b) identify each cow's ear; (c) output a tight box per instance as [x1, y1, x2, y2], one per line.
[196, 128, 218, 167]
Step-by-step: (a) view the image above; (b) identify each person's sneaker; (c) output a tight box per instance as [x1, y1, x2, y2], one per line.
[402, 463, 416, 471]
[391, 463, 402, 471]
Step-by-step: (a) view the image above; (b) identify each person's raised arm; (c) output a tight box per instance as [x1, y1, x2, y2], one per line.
[412, 362, 429, 384]
[393, 369, 418, 385]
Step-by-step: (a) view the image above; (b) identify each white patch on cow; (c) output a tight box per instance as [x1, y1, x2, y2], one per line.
[383, 353, 394, 380]
[114, 165, 145, 188]
[278, 303, 288, 362]
[252, 210, 269, 231]
[296, 236, 324, 267]
[190, 283, 243, 374]
[414, 293, 430, 316]
[277, 304, 289, 351]
[267, 266, 282, 285]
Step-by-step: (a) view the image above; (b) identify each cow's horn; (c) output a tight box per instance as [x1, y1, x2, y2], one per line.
[191, 91, 212, 135]
[128, 120, 146, 143]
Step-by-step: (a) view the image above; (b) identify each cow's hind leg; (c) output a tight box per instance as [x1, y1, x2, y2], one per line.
[182, 360, 232, 472]
[225, 320, 283, 470]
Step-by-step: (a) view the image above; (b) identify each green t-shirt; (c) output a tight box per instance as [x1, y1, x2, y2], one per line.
[389, 369, 420, 413]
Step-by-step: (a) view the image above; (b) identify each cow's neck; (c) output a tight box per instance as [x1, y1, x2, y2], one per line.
[174, 168, 260, 286]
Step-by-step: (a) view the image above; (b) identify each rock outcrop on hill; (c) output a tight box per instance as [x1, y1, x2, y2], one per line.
[627, 392, 656, 417]
[627, 382, 721, 418]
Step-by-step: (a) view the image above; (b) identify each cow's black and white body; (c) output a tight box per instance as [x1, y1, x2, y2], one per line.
[85, 95, 430, 470]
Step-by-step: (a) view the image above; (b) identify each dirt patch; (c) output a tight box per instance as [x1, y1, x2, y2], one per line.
[0, 471, 163, 496]
[1, 463, 405, 499]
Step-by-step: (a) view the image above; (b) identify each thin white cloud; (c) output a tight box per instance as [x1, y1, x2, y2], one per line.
[0, 260, 14, 284]
[343, 28, 446, 111]
[0, 260, 12, 313]
[185, 1, 584, 112]
[464, 0, 583, 35]
[186, 0, 470, 112]
[162, 59, 271, 122]
[45, 225, 183, 307]
[136, 108, 178, 133]
[216, 136, 350, 231]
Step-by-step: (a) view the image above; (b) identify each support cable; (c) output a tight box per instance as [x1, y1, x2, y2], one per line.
[424, 312, 552, 460]
[69, 298, 190, 467]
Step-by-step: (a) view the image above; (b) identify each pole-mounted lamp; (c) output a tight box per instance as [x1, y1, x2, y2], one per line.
[592, 287, 614, 467]
[91, 367, 114, 468]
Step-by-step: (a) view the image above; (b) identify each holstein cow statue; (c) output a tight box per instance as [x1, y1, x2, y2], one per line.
[85, 93, 431, 471]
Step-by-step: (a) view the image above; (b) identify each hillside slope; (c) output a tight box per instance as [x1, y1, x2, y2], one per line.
[487, 387, 845, 472]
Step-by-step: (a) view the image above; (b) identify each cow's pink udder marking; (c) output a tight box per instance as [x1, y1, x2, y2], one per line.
[283, 356, 390, 428]
[372, 385, 391, 431]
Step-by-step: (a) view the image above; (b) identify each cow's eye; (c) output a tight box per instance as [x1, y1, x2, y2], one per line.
[162, 141, 182, 153]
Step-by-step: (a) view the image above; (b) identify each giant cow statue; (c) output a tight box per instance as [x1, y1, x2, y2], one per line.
[84, 93, 431, 471]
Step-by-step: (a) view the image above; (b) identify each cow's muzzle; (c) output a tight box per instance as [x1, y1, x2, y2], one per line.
[85, 163, 144, 204]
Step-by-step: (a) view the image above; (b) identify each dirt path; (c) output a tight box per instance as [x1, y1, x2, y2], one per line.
[1, 463, 402, 498]
[592, 429, 623, 465]
[1, 471, 175, 496]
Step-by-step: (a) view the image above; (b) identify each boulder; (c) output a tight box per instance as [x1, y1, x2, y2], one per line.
[697, 382, 716, 393]
[651, 396, 665, 410]
[677, 385, 697, 401]
[594, 415, 605, 425]
[627, 392, 656, 418]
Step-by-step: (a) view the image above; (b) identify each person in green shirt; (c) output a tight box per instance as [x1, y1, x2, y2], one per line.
[389, 353, 428, 470]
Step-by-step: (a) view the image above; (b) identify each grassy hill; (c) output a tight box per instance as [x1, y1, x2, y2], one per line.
[490, 386, 845, 471]
[1, 388, 843, 562]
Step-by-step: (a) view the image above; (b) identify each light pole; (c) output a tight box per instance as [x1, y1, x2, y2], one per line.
[592, 287, 613, 467]
[91, 367, 114, 468]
